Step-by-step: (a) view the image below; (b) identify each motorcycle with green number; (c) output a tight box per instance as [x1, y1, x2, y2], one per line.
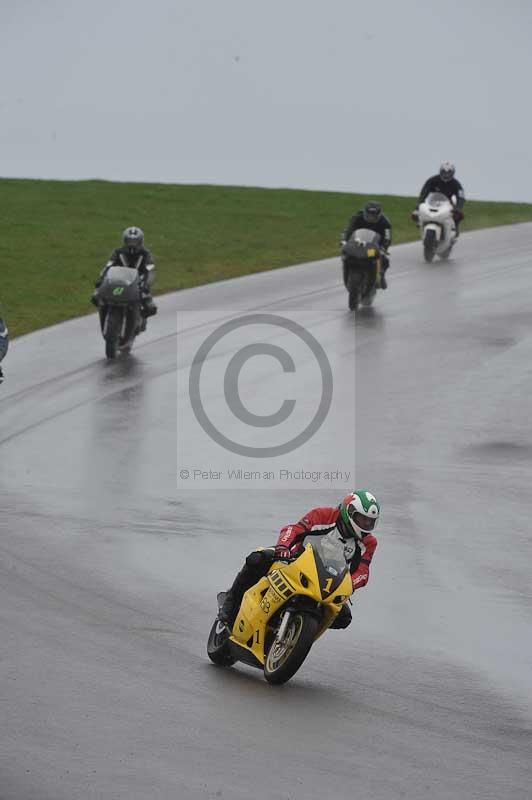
[94, 266, 144, 359]
[341, 228, 382, 310]
[207, 531, 353, 685]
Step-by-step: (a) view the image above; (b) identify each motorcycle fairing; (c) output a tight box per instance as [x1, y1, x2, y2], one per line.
[229, 543, 352, 664]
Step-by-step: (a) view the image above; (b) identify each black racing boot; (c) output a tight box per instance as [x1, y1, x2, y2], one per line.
[379, 252, 389, 290]
[90, 290, 99, 307]
[218, 555, 267, 626]
[218, 590, 241, 626]
[142, 295, 158, 318]
[218, 571, 249, 625]
[218, 581, 251, 627]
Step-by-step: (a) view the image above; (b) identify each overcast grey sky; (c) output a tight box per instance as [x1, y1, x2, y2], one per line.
[1, 0, 531, 200]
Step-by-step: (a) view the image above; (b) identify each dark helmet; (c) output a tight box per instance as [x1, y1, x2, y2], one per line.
[122, 226, 144, 251]
[439, 161, 456, 182]
[363, 200, 382, 225]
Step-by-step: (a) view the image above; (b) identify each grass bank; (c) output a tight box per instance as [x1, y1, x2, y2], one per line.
[2, 178, 532, 337]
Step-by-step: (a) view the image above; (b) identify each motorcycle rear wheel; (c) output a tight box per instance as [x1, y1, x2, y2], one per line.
[207, 618, 236, 667]
[105, 307, 123, 359]
[361, 287, 376, 307]
[264, 612, 318, 685]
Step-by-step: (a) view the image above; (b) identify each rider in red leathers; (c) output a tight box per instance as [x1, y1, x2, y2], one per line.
[218, 490, 380, 629]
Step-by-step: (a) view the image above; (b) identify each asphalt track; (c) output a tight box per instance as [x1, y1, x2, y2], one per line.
[1, 225, 532, 799]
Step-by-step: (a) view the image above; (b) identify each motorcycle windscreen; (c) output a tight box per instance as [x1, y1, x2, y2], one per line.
[302, 530, 349, 594]
[103, 266, 139, 285]
[350, 228, 381, 246]
[426, 192, 448, 207]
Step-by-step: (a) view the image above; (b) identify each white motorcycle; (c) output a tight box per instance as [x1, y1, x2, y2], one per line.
[416, 192, 458, 263]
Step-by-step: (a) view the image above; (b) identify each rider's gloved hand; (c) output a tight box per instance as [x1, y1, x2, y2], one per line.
[411, 210, 419, 222]
[274, 545, 293, 560]
[453, 209, 464, 222]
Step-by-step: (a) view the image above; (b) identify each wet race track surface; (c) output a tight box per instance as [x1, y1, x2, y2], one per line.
[1, 225, 532, 799]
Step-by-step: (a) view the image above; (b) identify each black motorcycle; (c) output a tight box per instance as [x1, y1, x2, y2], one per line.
[0, 317, 8, 382]
[341, 228, 382, 310]
[94, 266, 144, 359]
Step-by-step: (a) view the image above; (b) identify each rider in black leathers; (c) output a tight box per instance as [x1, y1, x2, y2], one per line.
[341, 200, 392, 289]
[0, 315, 8, 383]
[91, 226, 157, 318]
[414, 162, 465, 236]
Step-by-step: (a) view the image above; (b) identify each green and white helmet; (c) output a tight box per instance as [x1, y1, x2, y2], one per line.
[340, 490, 380, 540]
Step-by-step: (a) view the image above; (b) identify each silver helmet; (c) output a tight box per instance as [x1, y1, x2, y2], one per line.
[123, 226, 144, 250]
[439, 162, 456, 182]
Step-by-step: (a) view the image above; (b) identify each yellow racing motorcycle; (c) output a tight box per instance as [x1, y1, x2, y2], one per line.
[207, 531, 353, 684]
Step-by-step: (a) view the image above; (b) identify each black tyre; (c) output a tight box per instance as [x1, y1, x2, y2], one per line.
[207, 618, 236, 667]
[361, 287, 376, 307]
[423, 229, 436, 263]
[342, 261, 349, 289]
[264, 612, 318, 685]
[105, 307, 123, 359]
[439, 244, 453, 260]
[347, 271, 362, 310]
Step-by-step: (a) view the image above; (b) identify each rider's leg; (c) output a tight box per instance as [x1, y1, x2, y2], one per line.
[380, 252, 390, 289]
[219, 550, 274, 625]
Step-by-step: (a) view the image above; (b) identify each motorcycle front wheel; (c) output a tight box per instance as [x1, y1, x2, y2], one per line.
[423, 229, 437, 263]
[104, 307, 123, 359]
[264, 612, 318, 685]
[347, 270, 363, 310]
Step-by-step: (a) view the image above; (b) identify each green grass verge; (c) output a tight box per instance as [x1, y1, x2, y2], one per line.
[2, 178, 532, 337]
